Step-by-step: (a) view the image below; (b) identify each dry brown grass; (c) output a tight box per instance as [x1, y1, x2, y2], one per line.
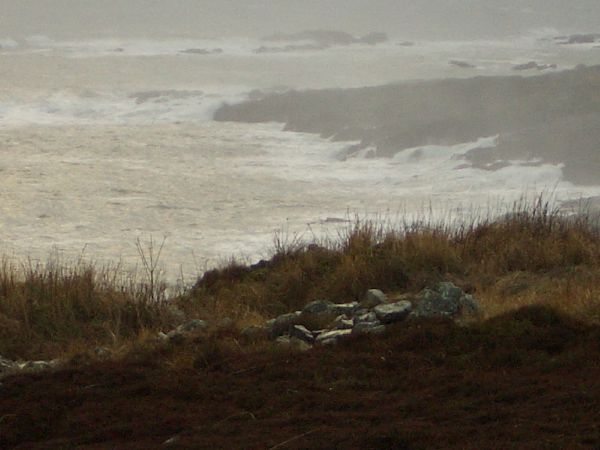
[0, 258, 178, 360]
[2, 196, 600, 361]
[185, 197, 600, 327]
[4, 305, 600, 449]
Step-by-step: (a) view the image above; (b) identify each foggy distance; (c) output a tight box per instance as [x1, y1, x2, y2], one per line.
[3, 0, 600, 39]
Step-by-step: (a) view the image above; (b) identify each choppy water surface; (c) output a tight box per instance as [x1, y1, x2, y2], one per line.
[1, 34, 600, 282]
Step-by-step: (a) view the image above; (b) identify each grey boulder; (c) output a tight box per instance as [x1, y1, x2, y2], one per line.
[374, 301, 412, 324]
[361, 289, 387, 308]
[413, 282, 481, 318]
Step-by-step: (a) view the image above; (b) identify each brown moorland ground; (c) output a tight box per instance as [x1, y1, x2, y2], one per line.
[2, 307, 600, 449]
[2, 198, 600, 448]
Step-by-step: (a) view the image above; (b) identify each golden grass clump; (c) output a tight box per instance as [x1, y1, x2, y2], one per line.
[0, 257, 177, 360]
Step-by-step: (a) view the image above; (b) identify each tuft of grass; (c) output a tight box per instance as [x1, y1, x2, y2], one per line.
[0, 257, 178, 360]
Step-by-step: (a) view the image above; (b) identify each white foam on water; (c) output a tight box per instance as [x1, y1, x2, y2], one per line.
[0, 88, 249, 127]
[1, 33, 600, 283]
[19, 36, 262, 57]
[0, 38, 19, 49]
[1, 121, 599, 284]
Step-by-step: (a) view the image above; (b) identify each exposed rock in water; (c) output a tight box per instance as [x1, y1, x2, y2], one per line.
[512, 61, 557, 71]
[254, 44, 326, 54]
[359, 32, 389, 45]
[555, 34, 600, 45]
[129, 90, 204, 105]
[263, 30, 358, 46]
[180, 48, 223, 55]
[449, 60, 476, 69]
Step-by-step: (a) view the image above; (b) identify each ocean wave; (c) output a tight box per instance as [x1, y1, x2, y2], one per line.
[0, 88, 249, 126]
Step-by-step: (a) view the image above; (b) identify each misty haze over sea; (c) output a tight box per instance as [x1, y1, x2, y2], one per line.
[1, 1, 600, 282]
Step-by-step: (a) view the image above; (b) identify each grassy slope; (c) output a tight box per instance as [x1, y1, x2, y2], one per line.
[2, 201, 600, 447]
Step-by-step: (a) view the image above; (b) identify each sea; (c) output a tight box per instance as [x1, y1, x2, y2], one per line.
[1, 31, 600, 283]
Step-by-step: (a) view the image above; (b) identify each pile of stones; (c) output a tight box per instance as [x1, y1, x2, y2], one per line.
[248, 282, 481, 349]
[0, 282, 481, 378]
[0, 354, 61, 378]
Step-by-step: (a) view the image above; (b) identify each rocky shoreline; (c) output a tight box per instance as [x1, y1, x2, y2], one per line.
[215, 65, 600, 185]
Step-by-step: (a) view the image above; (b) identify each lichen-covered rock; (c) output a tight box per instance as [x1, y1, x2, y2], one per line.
[374, 301, 412, 324]
[413, 282, 481, 318]
[361, 289, 387, 308]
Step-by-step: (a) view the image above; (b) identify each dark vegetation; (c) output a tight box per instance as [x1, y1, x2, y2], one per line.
[2, 199, 600, 448]
[215, 65, 600, 184]
[2, 307, 600, 449]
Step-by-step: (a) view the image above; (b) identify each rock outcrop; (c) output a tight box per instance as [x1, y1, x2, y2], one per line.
[180, 48, 223, 55]
[555, 34, 600, 45]
[0, 283, 482, 378]
[449, 60, 476, 69]
[248, 282, 481, 349]
[512, 61, 557, 71]
[214, 65, 600, 185]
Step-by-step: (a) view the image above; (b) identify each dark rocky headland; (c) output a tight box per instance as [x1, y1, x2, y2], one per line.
[215, 65, 600, 185]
